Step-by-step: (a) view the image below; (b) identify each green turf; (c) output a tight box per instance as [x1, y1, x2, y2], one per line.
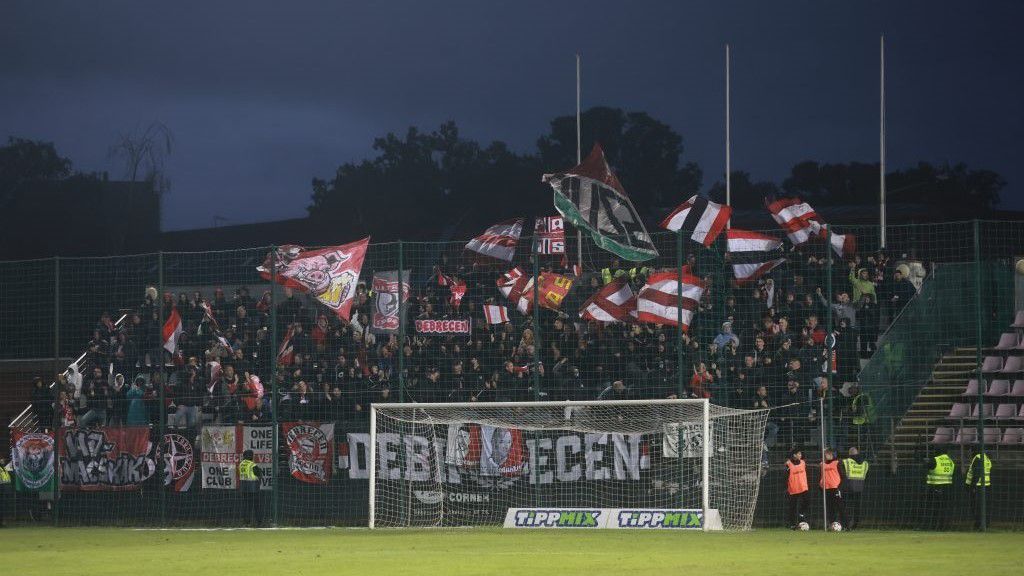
[2, 527, 1022, 576]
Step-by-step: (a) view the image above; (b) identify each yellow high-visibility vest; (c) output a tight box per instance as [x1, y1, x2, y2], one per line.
[239, 459, 258, 481]
[926, 454, 955, 485]
[965, 454, 992, 487]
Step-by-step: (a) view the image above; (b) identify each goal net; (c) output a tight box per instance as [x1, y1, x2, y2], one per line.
[369, 399, 769, 530]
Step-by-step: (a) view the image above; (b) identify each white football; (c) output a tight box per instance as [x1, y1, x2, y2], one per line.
[830, 521, 843, 532]
[798, 522, 810, 531]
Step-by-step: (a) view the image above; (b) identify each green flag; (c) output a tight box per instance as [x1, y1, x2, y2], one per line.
[543, 144, 658, 262]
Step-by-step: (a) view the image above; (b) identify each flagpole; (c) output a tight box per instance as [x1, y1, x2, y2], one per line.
[879, 35, 887, 249]
[576, 52, 583, 271]
[725, 43, 732, 228]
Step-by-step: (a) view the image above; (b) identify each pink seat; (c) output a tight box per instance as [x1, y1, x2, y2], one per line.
[969, 403, 994, 419]
[986, 380, 1011, 397]
[930, 427, 955, 444]
[962, 379, 985, 396]
[994, 333, 1020, 351]
[1018, 404, 1024, 421]
[1002, 356, 1024, 375]
[995, 403, 1017, 419]
[984, 428, 1002, 444]
[982, 356, 1003, 373]
[1012, 310, 1024, 329]
[948, 403, 972, 419]
[1011, 380, 1024, 397]
[1001, 428, 1024, 445]
[956, 427, 977, 444]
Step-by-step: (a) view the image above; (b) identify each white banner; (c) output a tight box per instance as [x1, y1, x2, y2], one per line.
[200, 425, 274, 490]
[504, 508, 721, 530]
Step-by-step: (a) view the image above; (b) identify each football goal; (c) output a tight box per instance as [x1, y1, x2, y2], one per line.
[369, 399, 769, 530]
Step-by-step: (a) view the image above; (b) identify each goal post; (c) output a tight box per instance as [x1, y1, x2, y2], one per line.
[368, 399, 768, 530]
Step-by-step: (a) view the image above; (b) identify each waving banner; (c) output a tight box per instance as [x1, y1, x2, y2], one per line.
[257, 238, 370, 321]
[58, 427, 156, 491]
[283, 423, 334, 484]
[200, 425, 273, 490]
[11, 430, 55, 491]
[543, 144, 658, 262]
[371, 270, 410, 333]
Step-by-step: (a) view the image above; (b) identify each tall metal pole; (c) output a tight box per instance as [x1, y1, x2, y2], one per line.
[532, 250, 542, 402]
[676, 231, 686, 509]
[158, 251, 166, 525]
[973, 220, 986, 530]
[269, 246, 279, 527]
[53, 256, 61, 525]
[825, 228, 834, 447]
[880, 36, 887, 249]
[398, 241, 406, 403]
[575, 53, 584, 272]
[725, 43, 732, 226]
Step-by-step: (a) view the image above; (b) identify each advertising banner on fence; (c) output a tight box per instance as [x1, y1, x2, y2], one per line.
[283, 423, 333, 484]
[10, 430, 55, 491]
[58, 427, 156, 491]
[160, 432, 195, 492]
[200, 425, 273, 490]
[504, 508, 719, 530]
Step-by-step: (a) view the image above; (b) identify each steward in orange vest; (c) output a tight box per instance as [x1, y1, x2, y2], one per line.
[820, 448, 847, 528]
[785, 448, 809, 529]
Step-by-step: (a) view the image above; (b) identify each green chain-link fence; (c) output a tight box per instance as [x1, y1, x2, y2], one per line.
[2, 219, 1022, 529]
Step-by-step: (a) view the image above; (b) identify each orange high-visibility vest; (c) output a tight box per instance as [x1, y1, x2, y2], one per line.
[821, 459, 841, 490]
[786, 459, 808, 495]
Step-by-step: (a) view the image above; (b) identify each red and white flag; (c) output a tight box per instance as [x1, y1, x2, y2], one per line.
[579, 277, 636, 323]
[660, 195, 732, 247]
[766, 197, 855, 258]
[726, 229, 787, 285]
[435, 268, 467, 309]
[483, 304, 510, 325]
[199, 300, 219, 330]
[278, 324, 297, 366]
[465, 219, 523, 263]
[534, 216, 566, 254]
[635, 268, 706, 331]
[497, 268, 574, 314]
[162, 307, 183, 353]
[257, 238, 370, 321]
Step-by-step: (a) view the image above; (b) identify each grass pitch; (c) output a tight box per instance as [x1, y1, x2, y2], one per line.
[2, 527, 1022, 576]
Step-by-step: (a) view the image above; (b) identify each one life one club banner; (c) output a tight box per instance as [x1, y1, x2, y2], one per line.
[58, 426, 156, 491]
[282, 422, 334, 484]
[200, 425, 274, 490]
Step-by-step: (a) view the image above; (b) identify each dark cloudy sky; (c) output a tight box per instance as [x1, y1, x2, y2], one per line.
[2, 1, 1021, 230]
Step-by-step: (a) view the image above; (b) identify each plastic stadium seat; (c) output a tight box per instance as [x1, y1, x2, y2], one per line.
[994, 332, 1020, 351]
[1011, 380, 1024, 397]
[969, 403, 995, 419]
[1018, 404, 1024, 421]
[985, 380, 1011, 397]
[1000, 427, 1023, 445]
[1002, 356, 1023, 375]
[962, 379, 984, 396]
[948, 402, 972, 419]
[981, 356, 1003, 373]
[995, 403, 1017, 419]
[955, 428, 977, 444]
[984, 428, 1002, 444]
[1012, 310, 1024, 329]
[930, 427, 955, 444]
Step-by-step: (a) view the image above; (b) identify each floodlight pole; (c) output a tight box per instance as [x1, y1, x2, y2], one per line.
[725, 43, 732, 227]
[880, 35, 887, 249]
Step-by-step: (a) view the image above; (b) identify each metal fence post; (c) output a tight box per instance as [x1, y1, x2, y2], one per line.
[398, 241, 406, 403]
[269, 245, 280, 527]
[825, 227, 834, 448]
[532, 250, 541, 402]
[158, 251, 167, 525]
[676, 230, 685, 508]
[53, 255, 61, 526]
[972, 219, 986, 531]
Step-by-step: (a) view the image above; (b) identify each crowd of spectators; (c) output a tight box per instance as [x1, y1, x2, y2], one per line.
[29, 244, 922, 449]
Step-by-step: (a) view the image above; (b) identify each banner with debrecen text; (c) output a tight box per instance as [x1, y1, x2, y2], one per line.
[200, 425, 273, 490]
[283, 422, 333, 484]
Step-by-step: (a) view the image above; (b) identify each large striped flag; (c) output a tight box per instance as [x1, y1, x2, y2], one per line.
[465, 219, 523, 263]
[497, 268, 574, 314]
[635, 268, 706, 331]
[660, 195, 732, 247]
[726, 229, 787, 285]
[579, 277, 636, 323]
[765, 197, 856, 258]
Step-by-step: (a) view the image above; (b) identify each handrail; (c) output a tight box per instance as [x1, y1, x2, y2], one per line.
[7, 312, 130, 431]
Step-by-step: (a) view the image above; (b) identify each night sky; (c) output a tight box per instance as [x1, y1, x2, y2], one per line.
[3, 1, 1021, 231]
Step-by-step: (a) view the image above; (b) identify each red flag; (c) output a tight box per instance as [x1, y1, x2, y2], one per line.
[660, 195, 732, 247]
[579, 277, 636, 323]
[497, 268, 574, 314]
[766, 197, 855, 258]
[163, 307, 182, 353]
[257, 238, 370, 321]
[465, 219, 523, 262]
[635, 268, 706, 331]
[483, 305, 510, 324]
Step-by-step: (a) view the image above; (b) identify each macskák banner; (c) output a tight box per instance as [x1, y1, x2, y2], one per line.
[58, 427, 156, 491]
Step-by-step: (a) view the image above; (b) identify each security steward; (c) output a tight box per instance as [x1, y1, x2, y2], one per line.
[0, 456, 12, 527]
[920, 446, 955, 531]
[965, 449, 992, 530]
[239, 449, 264, 526]
[841, 447, 869, 530]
